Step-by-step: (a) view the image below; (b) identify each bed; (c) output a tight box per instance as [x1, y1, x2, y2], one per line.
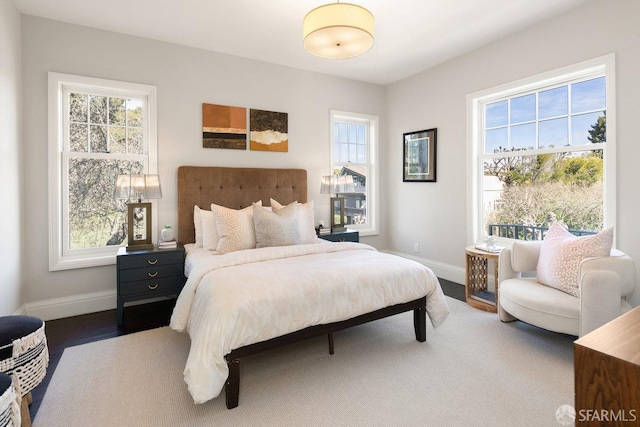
[169, 166, 450, 408]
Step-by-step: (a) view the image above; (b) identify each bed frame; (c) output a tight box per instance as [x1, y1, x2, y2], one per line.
[177, 166, 427, 409]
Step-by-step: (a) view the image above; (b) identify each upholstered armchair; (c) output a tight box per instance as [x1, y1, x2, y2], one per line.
[498, 240, 637, 337]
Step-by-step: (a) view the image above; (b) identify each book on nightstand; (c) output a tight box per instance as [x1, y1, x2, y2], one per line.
[158, 239, 177, 249]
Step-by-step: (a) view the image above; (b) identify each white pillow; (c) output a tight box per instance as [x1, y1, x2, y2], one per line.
[270, 199, 319, 244]
[212, 201, 261, 253]
[194, 205, 205, 248]
[536, 221, 613, 297]
[194, 205, 219, 250]
[253, 202, 300, 248]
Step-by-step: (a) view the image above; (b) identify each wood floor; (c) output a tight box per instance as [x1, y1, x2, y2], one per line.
[29, 278, 465, 419]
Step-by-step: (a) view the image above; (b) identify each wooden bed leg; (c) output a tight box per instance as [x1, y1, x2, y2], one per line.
[413, 306, 426, 342]
[328, 332, 334, 355]
[225, 358, 240, 409]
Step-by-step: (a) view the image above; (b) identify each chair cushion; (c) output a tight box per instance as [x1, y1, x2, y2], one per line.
[500, 278, 580, 335]
[0, 316, 44, 360]
[536, 222, 613, 298]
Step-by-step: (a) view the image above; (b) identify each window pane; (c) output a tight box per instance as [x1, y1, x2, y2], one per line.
[510, 123, 536, 149]
[357, 144, 365, 163]
[127, 99, 144, 127]
[68, 158, 144, 249]
[109, 98, 126, 125]
[538, 118, 568, 148]
[357, 125, 365, 144]
[349, 144, 357, 162]
[349, 124, 357, 143]
[69, 93, 87, 123]
[69, 123, 88, 152]
[109, 126, 126, 153]
[90, 125, 108, 153]
[337, 166, 366, 225]
[572, 112, 605, 146]
[128, 128, 144, 154]
[333, 142, 340, 163]
[485, 100, 508, 128]
[539, 86, 568, 119]
[483, 151, 603, 239]
[339, 143, 348, 162]
[89, 95, 107, 124]
[571, 77, 605, 114]
[485, 128, 507, 154]
[339, 123, 348, 143]
[333, 122, 339, 143]
[510, 94, 535, 124]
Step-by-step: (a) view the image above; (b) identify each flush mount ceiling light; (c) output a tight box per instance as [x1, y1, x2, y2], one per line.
[303, 2, 374, 59]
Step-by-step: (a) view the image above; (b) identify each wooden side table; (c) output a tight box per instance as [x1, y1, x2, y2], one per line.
[465, 246, 500, 313]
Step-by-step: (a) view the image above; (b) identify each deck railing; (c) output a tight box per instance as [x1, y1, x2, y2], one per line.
[487, 224, 597, 241]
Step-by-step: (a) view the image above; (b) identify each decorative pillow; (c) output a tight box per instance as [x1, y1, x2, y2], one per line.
[211, 201, 262, 254]
[194, 205, 219, 250]
[194, 205, 205, 248]
[253, 202, 300, 248]
[270, 199, 319, 244]
[536, 221, 613, 297]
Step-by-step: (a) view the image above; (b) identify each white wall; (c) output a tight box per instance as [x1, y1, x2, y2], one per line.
[21, 16, 386, 317]
[0, 0, 23, 315]
[385, 0, 640, 304]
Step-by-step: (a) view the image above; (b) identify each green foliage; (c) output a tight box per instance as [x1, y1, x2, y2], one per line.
[486, 182, 603, 232]
[484, 114, 605, 234]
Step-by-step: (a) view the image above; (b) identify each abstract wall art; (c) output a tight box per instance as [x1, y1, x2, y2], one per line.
[249, 109, 288, 152]
[202, 103, 247, 149]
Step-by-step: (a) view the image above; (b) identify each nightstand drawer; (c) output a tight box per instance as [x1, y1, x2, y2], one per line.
[119, 263, 184, 283]
[117, 250, 183, 270]
[118, 275, 185, 297]
[320, 230, 359, 243]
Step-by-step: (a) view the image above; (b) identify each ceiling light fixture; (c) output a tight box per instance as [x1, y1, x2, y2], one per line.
[303, 1, 374, 60]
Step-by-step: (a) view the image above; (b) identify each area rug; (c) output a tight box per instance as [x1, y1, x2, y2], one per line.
[33, 297, 575, 426]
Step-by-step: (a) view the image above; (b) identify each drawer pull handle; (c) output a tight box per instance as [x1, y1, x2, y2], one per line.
[148, 284, 159, 290]
[147, 259, 158, 265]
[147, 272, 158, 278]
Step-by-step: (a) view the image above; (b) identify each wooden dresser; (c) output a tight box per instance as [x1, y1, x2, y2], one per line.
[574, 306, 640, 426]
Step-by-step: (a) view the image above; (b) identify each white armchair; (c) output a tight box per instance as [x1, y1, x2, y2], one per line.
[498, 240, 636, 337]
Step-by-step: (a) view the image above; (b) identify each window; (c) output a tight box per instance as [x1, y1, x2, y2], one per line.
[467, 55, 615, 244]
[48, 73, 157, 270]
[330, 110, 379, 235]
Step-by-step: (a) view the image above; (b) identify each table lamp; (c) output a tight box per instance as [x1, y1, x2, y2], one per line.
[321, 174, 355, 232]
[114, 174, 162, 250]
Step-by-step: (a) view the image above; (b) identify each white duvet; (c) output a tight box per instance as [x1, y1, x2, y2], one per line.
[170, 242, 450, 404]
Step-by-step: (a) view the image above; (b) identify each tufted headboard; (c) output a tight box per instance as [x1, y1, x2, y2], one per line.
[177, 166, 308, 244]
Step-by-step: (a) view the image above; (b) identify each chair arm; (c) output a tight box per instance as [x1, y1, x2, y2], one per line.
[498, 241, 542, 284]
[579, 254, 637, 336]
[579, 270, 622, 337]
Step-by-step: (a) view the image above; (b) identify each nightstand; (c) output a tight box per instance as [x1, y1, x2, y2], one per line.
[116, 245, 186, 326]
[319, 230, 359, 243]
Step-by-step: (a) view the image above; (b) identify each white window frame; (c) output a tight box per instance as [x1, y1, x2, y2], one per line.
[330, 110, 379, 236]
[466, 54, 616, 245]
[48, 72, 158, 271]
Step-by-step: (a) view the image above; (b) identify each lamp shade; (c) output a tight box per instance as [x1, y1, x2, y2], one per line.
[114, 174, 162, 202]
[321, 175, 355, 195]
[303, 2, 374, 59]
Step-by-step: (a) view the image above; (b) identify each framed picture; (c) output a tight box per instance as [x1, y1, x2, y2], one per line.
[127, 202, 153, 250]
[403, 128, 437, 182]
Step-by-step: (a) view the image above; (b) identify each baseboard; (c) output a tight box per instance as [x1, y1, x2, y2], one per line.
[383, 250, 465, 285]
[13, 305, 27, 315]
[24, 290, 117, 321]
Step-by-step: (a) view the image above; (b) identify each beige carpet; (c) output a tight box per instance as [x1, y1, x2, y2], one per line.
[33, 297, 575, 427]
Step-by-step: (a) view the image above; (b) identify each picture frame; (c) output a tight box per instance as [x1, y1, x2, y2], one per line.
[403, 128, 437, 182]
[127, 202, 154, 250]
